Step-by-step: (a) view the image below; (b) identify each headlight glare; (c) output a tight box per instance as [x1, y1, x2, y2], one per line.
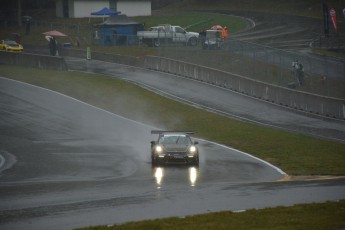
[189, 146, 197, 153]
[155, 145, 163, 153]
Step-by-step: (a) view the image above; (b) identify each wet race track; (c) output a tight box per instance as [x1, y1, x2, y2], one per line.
[1, 75, 345, 230]
[2, 8, 345, 228]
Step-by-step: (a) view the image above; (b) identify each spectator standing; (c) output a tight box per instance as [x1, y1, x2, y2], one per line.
[222, 26, 229, 40]
[292, 60, 304, 86]
[49, 37, 57, 56]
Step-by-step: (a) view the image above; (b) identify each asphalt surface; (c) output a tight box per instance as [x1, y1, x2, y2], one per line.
[1, 62, 345, 230]
[229, 12, 326, 50]
[228, 11, 345, 80]
[0, 77, 282, 229]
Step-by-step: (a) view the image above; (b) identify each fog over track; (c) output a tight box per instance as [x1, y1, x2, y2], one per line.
[0, 75, 345, 230]
[66, 57, 345, 143]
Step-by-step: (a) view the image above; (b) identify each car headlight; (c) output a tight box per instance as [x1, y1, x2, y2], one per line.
[189, 145, 197, 154]
[155, 145, 163, 153]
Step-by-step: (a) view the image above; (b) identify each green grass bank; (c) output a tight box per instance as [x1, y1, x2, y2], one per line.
[77, 200, 345, 230]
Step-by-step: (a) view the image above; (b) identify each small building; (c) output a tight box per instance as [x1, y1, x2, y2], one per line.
[55, 0, 151, 18]
[95, 14, 144, 46]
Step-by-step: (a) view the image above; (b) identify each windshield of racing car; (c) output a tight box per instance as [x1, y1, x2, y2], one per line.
[158, 135, 192, 145]
[5, 40, 19, 46]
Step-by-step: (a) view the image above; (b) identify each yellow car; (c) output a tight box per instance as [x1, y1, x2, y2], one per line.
[0, 40, 24, 52]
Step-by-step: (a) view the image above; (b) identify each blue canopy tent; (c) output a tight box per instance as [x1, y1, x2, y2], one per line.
[91, 7, 121, 21]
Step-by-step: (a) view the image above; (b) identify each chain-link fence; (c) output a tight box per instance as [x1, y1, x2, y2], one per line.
[222, 39, 345, 98]
[14, 20, 95, 45]
[226, 38, 345, 80]
[143, 37, 344, 99]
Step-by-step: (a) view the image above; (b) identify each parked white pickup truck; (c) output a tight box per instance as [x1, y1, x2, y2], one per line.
[137, 24, 199, 47]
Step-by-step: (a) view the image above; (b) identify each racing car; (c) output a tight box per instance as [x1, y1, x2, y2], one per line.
[150, 130, 199, 166]
[0, 40, 24, 52]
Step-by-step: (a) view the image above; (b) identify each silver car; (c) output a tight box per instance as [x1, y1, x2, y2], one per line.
[150, 131, 199, 166]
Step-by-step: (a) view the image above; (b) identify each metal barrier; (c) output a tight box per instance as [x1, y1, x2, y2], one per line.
[1, 47, 344, 119]
[143, 55, 345, 120]
[0, 51, 67, 70]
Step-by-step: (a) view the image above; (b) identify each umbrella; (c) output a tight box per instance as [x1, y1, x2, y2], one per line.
[211, 25, 223, 30]
[42, 30, 67, 37]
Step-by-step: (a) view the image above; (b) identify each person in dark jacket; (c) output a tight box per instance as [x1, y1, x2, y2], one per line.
[49, 37, 57, 56]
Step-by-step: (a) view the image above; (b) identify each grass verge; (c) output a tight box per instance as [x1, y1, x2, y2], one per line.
[1, 64, 344, 176]
[77, 200, 345, 230]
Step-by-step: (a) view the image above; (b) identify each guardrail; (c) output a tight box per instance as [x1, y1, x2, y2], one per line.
[1, 48, 344, 120]
[45, 49, 345, 120]
[142, 55, 345, 120]
[60, 48, 142, 67]
[0, 51, 67, 70]
[61, 48, 345, 120]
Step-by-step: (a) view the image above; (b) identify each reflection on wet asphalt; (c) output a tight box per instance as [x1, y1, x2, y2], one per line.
[0, 77, 344, 230]
[152, 166, 199, 188]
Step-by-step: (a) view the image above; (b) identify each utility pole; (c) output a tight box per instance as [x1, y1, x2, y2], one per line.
[322, 0, 329, 37]
[17, 0, 22, 27]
